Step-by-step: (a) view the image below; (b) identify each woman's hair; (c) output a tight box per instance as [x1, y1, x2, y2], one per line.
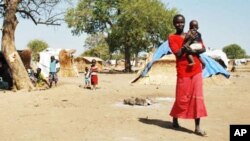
[173, 14, 185, 24]
[92, 59, 96, 63]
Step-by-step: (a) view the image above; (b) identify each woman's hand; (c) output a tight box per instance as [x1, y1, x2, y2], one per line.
[186, 47, 206, 55]
[185, 48, 197, 54]
[184, 30, 198, 44]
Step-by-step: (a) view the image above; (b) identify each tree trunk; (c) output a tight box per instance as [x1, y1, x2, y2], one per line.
[134, 53, 139, 67]
[1, 0, 33, 90]
[124, 46, 131, 72]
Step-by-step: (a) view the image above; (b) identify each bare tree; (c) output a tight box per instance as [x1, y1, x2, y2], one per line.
[0, 0, 65, 90]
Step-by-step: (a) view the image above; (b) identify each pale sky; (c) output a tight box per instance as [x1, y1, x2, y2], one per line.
[0, 0, 249, 56]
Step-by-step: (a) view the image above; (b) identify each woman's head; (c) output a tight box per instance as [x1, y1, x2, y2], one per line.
[91, 59, 96, 65]
[173, 14, 185, 34]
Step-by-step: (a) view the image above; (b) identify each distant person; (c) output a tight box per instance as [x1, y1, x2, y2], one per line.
[90, 59, 98, 90]
[168, 14, 207, 136]
[35, 68, 49, 88]
[84, 66, 91, 89]
[184, 20, 206, 68]
[49, 56, 59, 88]
[231, 59, 236, 72]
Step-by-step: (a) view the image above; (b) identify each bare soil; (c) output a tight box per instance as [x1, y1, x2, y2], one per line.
[0, 71, 250, 141]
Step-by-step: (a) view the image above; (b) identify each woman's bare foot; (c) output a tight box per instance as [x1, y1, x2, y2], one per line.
[172, 122, 180, 129]
[194, 129, 207, 137]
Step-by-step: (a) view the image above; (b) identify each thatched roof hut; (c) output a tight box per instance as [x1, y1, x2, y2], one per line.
[74, 56, 103, 73]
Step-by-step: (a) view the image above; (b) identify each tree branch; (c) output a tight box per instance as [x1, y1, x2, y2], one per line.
[14, 0, 68, 26]
[17, 9, 38, 25]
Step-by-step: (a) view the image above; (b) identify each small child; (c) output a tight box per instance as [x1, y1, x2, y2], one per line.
[90, 59, 98, 90]
[84, 67, 91, 89]
[49, 56, 59, 88]
[184, 20, 205, 68]
[35, 68, 50, 88]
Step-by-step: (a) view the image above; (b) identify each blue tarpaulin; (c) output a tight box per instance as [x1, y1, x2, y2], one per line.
[200, 54, 230, 78]
[141, 41, 172, 76]
[141, 41, 230, 78]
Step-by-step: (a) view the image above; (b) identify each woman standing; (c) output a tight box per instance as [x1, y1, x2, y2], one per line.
[90, 59, 98, 90]
[168, 14, 207, 136]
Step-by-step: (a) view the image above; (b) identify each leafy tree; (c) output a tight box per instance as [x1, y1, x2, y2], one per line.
[223, 44, 246, 59]
[65, 0, 176, 72]
[0, 0, 67, 90]
[82, 33, 110, 60]
[111, 52, 124, 60]
[27, 39, 49, 61]
[81, 46, 109, 61]
[84, 33, 105, 49]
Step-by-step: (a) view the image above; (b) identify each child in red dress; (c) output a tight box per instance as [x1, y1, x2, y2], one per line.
[90, 59, 98, 90]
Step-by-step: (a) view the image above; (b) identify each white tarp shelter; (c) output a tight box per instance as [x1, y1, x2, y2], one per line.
[205, 49, 229, 69]
[38, 48, 61, 77]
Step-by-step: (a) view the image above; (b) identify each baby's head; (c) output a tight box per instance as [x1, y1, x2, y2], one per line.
[189, 20, 199, 30]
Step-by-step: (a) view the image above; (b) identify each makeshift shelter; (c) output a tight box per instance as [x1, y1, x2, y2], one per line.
[38, 48, 79, 77]
[74, 56, 103, 73]
[134, 54, 177, 85]
[132, 41, 231, 85]
[38, 48, 61, 77]
[205, 49, 229, 69]
[17, 49, 32, 69]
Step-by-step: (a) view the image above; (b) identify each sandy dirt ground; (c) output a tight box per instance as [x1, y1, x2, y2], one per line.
[0, 70, 250, 141]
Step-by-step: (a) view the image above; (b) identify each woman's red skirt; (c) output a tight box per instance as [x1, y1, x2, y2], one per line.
[91, 75, 98, 85]
[170, 73, 207, 119]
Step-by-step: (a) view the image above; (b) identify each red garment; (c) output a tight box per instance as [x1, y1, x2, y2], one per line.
[170, 73, 207, 119]
[91, 75, 98, 85]
[90, 66, 98, 75]
[90, 65, 98, 85]
[168, 34, 203, 78]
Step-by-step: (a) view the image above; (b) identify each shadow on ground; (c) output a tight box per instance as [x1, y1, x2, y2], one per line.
[138, 118, 194, 134]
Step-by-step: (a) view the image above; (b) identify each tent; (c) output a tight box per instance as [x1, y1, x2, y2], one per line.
[132, 41, 230, 85]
